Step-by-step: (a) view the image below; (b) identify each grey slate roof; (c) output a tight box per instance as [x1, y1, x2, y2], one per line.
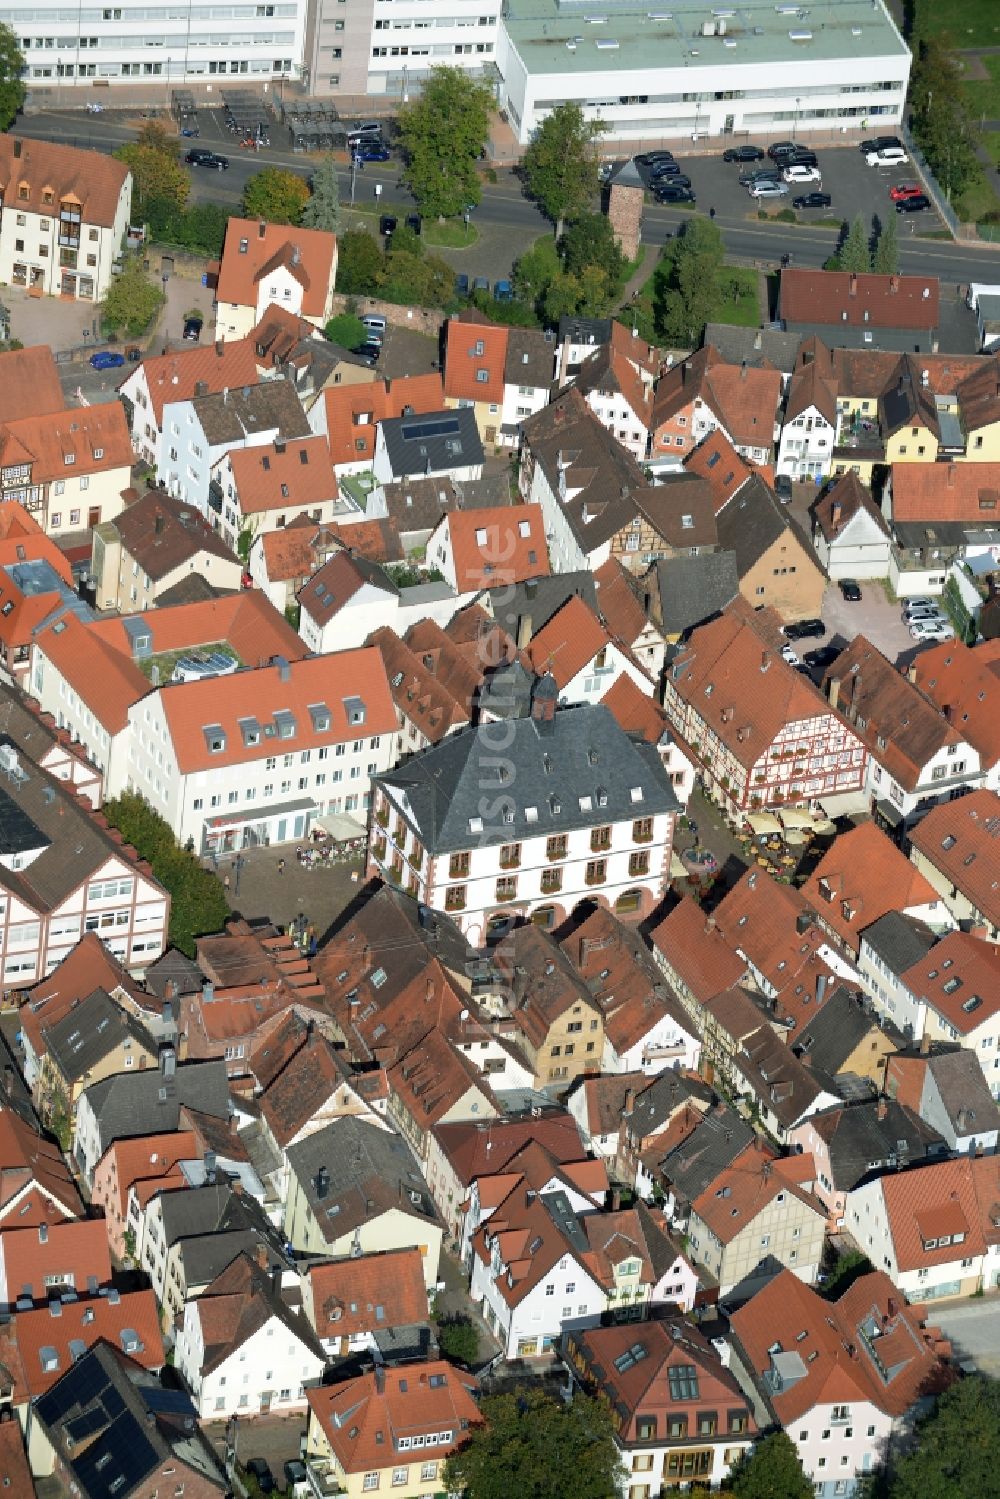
[715, 474, 795, 575]
[659, 1103, 754, 1203]
[82, 1059, 231, 1155]
[808, 1098, 945, 1193]
[703, 323, 803, 376]
[790, 985, 888, 1079]
[505, 326, 555, 389]
[285, 1116, 440, 1243]
[651, 552, 740, 636]
[482, 570, 598, 639]
[378, 407, 484, 480]
[44, 988, 156, 1085]
[143, 946, 204, 1002]
[375, 702, 680, 856]
[923, 1046, 1000, 1136]
[860, 912, 937, 978]
[159, 1180, 263, 1249]
[193, 379, 311, 447]
[625, 1069, 714, 1138]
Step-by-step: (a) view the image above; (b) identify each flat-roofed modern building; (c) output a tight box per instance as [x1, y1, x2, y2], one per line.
[495, 0, 911, 146]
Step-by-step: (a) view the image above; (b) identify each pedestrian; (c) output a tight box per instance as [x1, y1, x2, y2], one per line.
[709, 206, 716, 220]
[277, 857, 285, 876]
[223, 874, 231, 894]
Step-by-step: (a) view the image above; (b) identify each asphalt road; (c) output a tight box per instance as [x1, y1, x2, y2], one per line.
[18, 109, 1000, 286]
[925, 1299, 1000, 1377]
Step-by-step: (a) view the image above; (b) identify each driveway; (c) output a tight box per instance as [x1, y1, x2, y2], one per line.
[5, 283, 100, 352]
[927, 1299, 1000, 1377]
[820, 579, 915, 666]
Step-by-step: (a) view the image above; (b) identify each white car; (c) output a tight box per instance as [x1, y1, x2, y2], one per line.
[909, 618, 954, 641]
[748, 180, 789, 198]
[867, 147, 908, 167]
[783, 164, 822, 184]
[901, 596, 938, 616]
[780, 644, 800, 665]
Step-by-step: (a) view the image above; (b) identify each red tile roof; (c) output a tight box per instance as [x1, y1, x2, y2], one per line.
[159, 645, 396, 774]
[307, 1361, 482, 1475]
[227, 435, 338, 515]
[0, 403, 132, 485]
[683, 430, 755, 513]
[0, 347, 65, 424]
[913, 639, 1000, 766]
[907, 788, 1000, 928]
[15, 1289, 163, 1395]
[319, 374, 444, 468]
[443, 318, 508, 405]
[653, 347, 781, 451]
[781, 269, 939, 330]
[0, 1218, 111, 1303]
[432, 1112, 587, 1189]
[217, 218, 336, 318]
[527, 594, 608, 689]
[131, 339, 259, 425]
[690, 1141, 821, 1246]
[713, 867, 825, 991]
[0, 1413, 33, 1494]
[900, 930, 1000, 1035]
[600, 672, 669, 745]
[593, 557, 651, 646]
[649, 898, 747, 1006]
[95, 1131, 198, 1222]
[890, 462, 1000, 524]
[801, 822, 941, 951]
[0, 1113, 82, 1225]
[878, 1154, 1000, 1272]
[308, 1248, 429, 1341]
[0, 135, 128, 227]
[433, 504, 549, 592]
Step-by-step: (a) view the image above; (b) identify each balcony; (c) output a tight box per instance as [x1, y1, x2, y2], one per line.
[305, 1460, 346, 1499]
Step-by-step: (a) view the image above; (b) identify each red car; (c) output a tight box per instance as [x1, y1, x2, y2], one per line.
[889, 183, 923, 202]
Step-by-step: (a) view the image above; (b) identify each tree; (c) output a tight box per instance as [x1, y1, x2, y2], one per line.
[435, 1315, 479, 1366]
[336, 229, 383, 295]
[243, 167, 310, 225]
[324, 312, 367, 349]
[889, 1375, 1000, 1499]
[380, 248, 454, 309]
[103, 791, 230, 957]
[653, 214, 725, 343]
[115, 141, 190, 217]
[728, 1432, 813, 1499]
[301, 154, 340, 233]
[399, 66, 493, 219]
[512, 235, 562, 312]
[839, 214, 872, 274]
[908, 33, 981, 202]
[101, 255, 165, 336]
[443, 1389, 624, 1499]
[873, 212, 900, 275]
[521, 102, 604, 239]
[0, 24, 25, 131]
[560, 211, 626, 287]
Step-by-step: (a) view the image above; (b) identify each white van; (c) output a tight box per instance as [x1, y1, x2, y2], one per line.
[361, 314, 387, 334]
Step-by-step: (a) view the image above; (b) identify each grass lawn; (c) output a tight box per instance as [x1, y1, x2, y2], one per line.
[620, 263, 760, 343]
[953, 163, 1000, 222]
[422, 219, 480, 249]
[960, 55, 1000, 121]
[924, 0, 1000, 46]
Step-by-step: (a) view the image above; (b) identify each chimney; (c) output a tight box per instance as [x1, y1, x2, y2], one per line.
[159, 1046, 176, 1078]
[215, 339, 223, 357]
[276, 655, 291, 683]
[919, 1031, 931, 1056]
[876, 1098, 888, 1121]
[516, 613, 532, 650]
[740, 360, 748, 381]
[623, 1088, 635, 1116]
[889, 276, 899, 294]
[155, 512, 165, 535]
[13, 139, 21, 159]
[611, 1187, 622, 1212]
[753, 330, 762, 351]
[849, 275, 858, 298]
[258, 220, 267, 239]
[828, 676, 841, 711]
[165, 979, 177, 1001]
[255, 1242, 268, 1271]
[947, 465, 956, 488]
[760, 650, 770, 673]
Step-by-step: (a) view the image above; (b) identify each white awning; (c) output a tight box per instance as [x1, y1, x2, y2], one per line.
[745, 812, 782, 835]
[778, 807, 816, 831]
[313, 812, 368, 841]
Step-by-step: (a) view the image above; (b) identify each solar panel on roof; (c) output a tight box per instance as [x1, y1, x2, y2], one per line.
[399, 416, 460, 442]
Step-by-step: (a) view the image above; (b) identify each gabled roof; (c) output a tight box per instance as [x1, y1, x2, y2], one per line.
[379, 406, 484, 481]
[900, 930, 1000, 1036]
[780, 269, 939, 330]
[886, 1044, 1000, 1138]
[690, 1140, 820, 1244]
[648, 551, 740, 637]
[877, 1154, 999, 1272]
[216, 218, 336, 317]
[195, 378, 311, 448]
[319, 373, 445, 468]
[443, 317, 508, 405]
[715, 473, 814, 576]
[97, 1131, 197, 1222]
[0, 1111, 81, 1222]
[194, 1252, 326, 1374]
[624, 1068, 713, 1141]
[0, 1218, 111, 1304]
[785, 353, 839, 427]
[307, 1247, 429, 1342]
[527, 594, 611, 689]
[0, 403, 132, 484]
[802, 822, 941, 951]
[657, 1101, 755, 1203]
[227, 435, 338, 515]
[649, 897, 747, 1006]
[890, 461, 1000, 524]
[0, 136, 127, 226]
[307, 1360, 481, 1476]
[713, 867, 825, 991]
[811, 471, 890, 543]
[908, 789, 1000, 927]
[0, 346, 65, 423]
[804, 1098, 944, 1193]
[108, 488, 240, 580]
[259, 1031, 353, 1148]
[285, 1116, 440, 1242]
[43, 988, 156, 1086]
[653, 346, 781, 450]
[432, 1111, 587, 1187]
[132, 338, 259, 425]
[824, 635, 969, 792]
[683, 430, 754, 513]
[600, 672, 671, 745]
[913, 639, 1000, 767]
[15, 1289, 164, 1396]
[297, 548, 397, 625]
[432, 504, 549, 592]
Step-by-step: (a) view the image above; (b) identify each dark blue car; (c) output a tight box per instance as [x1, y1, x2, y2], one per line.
[354, 143, 390, 162]
[90, 351, 125, 370]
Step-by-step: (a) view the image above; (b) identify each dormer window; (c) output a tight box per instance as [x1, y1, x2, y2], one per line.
[203, 724, 226, 753]
[309, 703, 331, 732]
[274, 710, 297, 740]
[64, 454, 75, 467]
[42, 188, 54, 205]
[343, 696, 366, 726]
[238, 717, 261, 747]
[17, 182, 28, 202]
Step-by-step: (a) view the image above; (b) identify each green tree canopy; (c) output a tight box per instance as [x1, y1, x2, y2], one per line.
[909, 33, 980, 202]
[560, 211, 626, 287]
[0, 23, 24, 131]
[380, 247, 454, 309]
[243, 167, 310, 225]
[889, 1374, 1000, 1499]
[301, 154, 340, 233]
[839, 214, 872, 274]
[653, 214, 725, 344]
[101, 255, 164, 336]
[521, 102, 604, 238]
[435, 1315, 479, 1366]
[115, 141, 190, 217]
[873, 211, 900, 275]
[336, 228, 383, 295]
[399, 66, 493, 219]
[443, 1389, 624, 1499]
[512, 235, 562, 312]
[103, 791, 230, 957]
[728, 1432, 813, 1499]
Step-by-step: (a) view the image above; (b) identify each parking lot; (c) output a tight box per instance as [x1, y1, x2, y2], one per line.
[819, 578, 917, 666]
[624, 139, 948, 241]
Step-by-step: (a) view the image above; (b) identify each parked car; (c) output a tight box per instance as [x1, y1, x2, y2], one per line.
[867, 147, 908, 167]
[352, 346, 379, 367]
[782, 618, 826, 640]
[780, 644, 800, 665]
[784, 150, 819, 168]
[354, 142, 390, 162]
[455, 273, 469, 296]
[768, 141, 800, 160]
[125, 345, 142, 362]
[783, 164, 822, 184]
[494, 279, 513, 301]
[748, 180, 789, 198]
[636, 150, 674, 165]
[774, 475, 793, 503]
[909, 618, 954, 641]
[803, 644, 842, 672]
[245, 1460, 275, 1494]
[890, 183, 924, 202]
[655, 185, 695, 203]
[723, 145, 764, 162]
[793, 192, 832, 209]
[901, 596, 938, 615]
[285, 1461, 308, 1494]
[90, 350, 125, 370]
[838, 578, 862, 602]
[650, 161, 682, 179]
[185, 149, 228, 170]
[379, 214, 397, 236]
[472, 276, 489, 293]
[182, 316, 202, 342]
[903, 605, 946, 624]
[896, 194, 931, 214]
[860, 135, 903, 155]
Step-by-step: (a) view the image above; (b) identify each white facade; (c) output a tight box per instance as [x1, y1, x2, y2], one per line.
[175, 1298, 326, 1420]
[583, 386, 651, 465]
[211, 448, 356, 556]
[495, 0, 911, 146]
[524, 460, 609, 575]
[215, 257, 336, 344]
[471, 1229, 606, 1359]
[777, 403, 836, 482]
[365, 0, 499, 94]
[161, 398, 284, 516]
[371, 781, 674, 949]
[299, 579, 400, 655]
[500, 373, 551, 449]
[10, 1, 305, 89]
[605, 1008, 702, 1077]
[552, 641, 654, 710]
[812, 506, 893, 581]
[31, 643, 134, 799]
[864, 739, 982, 826]
[791, 1398, 892, 1499]
[845, 1174, 998, 1302]
[0, 154, 129, 302]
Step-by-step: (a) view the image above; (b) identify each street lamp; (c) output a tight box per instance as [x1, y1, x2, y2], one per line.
[401, 64, 409, 104]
